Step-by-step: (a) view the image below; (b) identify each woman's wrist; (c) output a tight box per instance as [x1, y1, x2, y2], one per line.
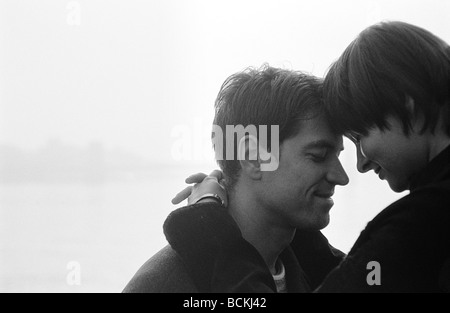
[192, 193, 225, 206]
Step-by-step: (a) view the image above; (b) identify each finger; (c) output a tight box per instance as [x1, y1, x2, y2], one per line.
[185, 173, 208, 184]
[171, 186, 193, 205]
[205, 169, 224, 182]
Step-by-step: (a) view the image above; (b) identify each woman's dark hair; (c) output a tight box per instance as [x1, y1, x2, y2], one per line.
[324, 21, 450, 138]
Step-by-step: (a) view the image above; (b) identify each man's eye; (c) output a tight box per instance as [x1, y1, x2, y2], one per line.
[310, 153, 327, 162]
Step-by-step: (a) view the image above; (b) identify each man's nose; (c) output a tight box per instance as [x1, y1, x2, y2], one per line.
[356, 145, 372, 173]
[328, 159, 350, 186]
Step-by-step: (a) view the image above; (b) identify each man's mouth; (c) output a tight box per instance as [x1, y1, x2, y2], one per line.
[314, 191, 334, 199]
[314, 191, 335, 208]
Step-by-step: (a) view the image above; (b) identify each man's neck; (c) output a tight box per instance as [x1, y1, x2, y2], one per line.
[227, 188, 295, 275]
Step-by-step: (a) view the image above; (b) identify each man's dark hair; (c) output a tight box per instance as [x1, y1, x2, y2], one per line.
[323, 21, 450, 138]
[212, 64, 324, 191]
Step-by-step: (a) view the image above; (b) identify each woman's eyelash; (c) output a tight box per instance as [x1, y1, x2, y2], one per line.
[347, 133, 361, 143]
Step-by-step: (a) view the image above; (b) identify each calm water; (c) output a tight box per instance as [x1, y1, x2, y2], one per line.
[0, 168, 404, 293]
[0, 179, 176, 293]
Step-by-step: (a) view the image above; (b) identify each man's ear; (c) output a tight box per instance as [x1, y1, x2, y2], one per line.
[237, 135, 263, 180]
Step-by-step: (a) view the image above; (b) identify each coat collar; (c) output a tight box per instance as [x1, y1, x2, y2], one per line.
[409, 144, 450, 191]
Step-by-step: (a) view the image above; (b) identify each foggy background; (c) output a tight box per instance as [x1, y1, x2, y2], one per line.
[1, 0, 449, 292]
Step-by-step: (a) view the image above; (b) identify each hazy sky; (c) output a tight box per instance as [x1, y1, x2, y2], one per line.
[1, 0, 449, 163]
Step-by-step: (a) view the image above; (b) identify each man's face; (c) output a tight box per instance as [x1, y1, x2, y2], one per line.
[258, 114, 349, 231]
[350, 116, 429, 192]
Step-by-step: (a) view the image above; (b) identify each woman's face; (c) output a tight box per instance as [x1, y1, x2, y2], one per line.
[350, 116, 430, 192]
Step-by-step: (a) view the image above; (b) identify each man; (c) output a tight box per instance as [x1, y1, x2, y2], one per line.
[165, 21, 450, 292]
[123, 65, 349, 293]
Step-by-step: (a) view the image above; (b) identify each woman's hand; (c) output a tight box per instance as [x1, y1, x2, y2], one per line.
[171, 170, 228, 207]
